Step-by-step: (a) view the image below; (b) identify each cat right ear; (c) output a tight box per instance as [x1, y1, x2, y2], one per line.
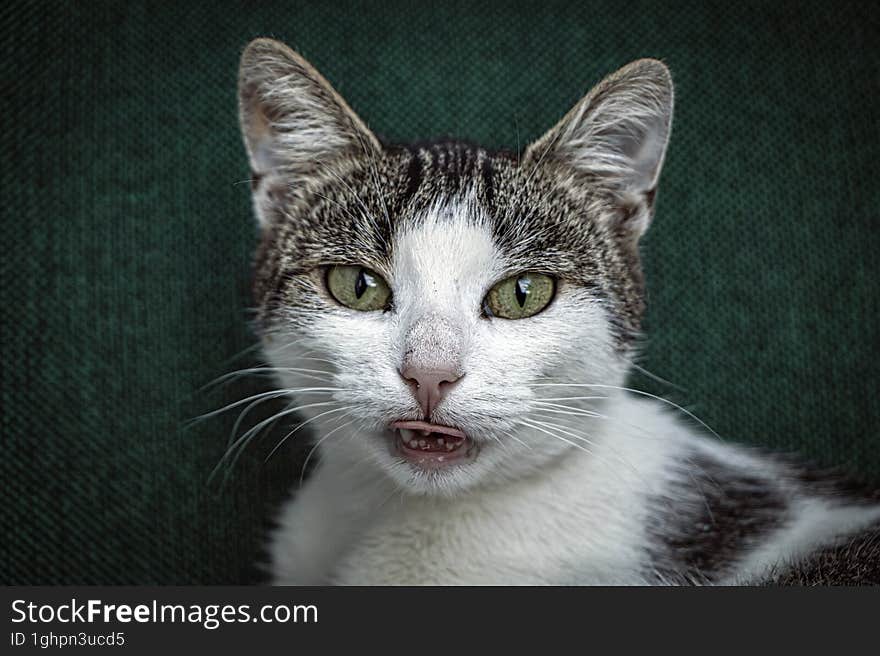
[238, 38, 379, 224]
[523, 59, 674, 238]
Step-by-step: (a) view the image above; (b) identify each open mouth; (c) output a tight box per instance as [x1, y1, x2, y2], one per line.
[390, 420, 475, 468]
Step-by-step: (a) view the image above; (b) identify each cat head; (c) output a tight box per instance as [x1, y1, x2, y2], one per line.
[237, 38, 673, 496]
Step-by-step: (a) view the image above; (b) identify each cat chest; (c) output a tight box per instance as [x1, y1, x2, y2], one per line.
[327, 503, 644, 585]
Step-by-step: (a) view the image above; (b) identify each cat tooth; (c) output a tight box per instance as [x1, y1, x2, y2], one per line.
[437, 438, 445, 446]
[399, 428, 421, 448]
[418, 439, 427, 448]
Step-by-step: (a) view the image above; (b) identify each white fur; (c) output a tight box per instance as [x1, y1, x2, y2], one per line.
[263, 203, 879, 585]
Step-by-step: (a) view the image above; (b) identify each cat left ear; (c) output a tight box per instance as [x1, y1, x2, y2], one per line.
[238, 38, 380, 205]
[523, 59, 674, 237]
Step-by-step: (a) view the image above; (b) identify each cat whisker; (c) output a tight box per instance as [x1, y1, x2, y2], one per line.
[527, 382, 722, 442]
[520, 414, 643, 477]
[526, 408, 709, 503]
[247, 399, 301, 455]
[227, 394, 297, 450]
[628, 363, 685, 391]
[515, 418, 597, 458]
[373, 482, 408, 513]
[210, 399, 343, 484]
[223, 377, 343, 451]
[490, 432, 512, 454]
[215, 339, 270, 368]
[498, 429, 532, 451]
[201, 366, 334, 392]
[188, 390, 294, 427]
[532, 397, 683, 447]
[216, 401, 353, 483]
[521, 416, 601, 449]
[296, 413, 360, 488]
[263, 335, 314, 354]
[275, 354, 348, 369]
[265, 405, 357, 464]
[529, 401, 603, 419]
[190, 386, 353, 426]
[530, 395, 607, 402]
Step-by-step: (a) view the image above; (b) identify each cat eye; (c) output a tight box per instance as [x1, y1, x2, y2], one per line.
[326, 265, 392, 311]
[483, 273, 556, 319]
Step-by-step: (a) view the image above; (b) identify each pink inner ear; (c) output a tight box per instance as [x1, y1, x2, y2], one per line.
[522, 59, 673, 201]
[250, 135, 278, 177]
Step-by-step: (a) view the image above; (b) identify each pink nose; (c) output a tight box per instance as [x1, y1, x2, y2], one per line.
[400, 366, 462, 418]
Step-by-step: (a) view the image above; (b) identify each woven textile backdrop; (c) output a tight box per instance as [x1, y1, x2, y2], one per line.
[2, 1, 878, 584]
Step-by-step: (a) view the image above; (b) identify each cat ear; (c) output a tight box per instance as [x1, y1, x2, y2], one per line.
[238, 38, 379, 197]
[523, 59, 673, 237]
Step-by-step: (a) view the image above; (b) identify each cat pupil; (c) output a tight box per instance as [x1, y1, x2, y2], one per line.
[354, 270, 368, 299]
[515, 277, 530, 307]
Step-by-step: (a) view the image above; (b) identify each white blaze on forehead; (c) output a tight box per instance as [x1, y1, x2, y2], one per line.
[391, 199, 503, 320]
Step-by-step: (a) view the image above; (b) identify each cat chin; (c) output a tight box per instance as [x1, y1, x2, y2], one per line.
[381, 464, 486, 497]
[389, 434, 483, 496]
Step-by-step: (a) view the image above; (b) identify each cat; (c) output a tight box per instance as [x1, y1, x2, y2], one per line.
[235, 37, 880, 585]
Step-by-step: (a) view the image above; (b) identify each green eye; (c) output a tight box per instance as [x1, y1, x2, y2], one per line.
[484, 272, 555, 319]
[326, 265, 391, 311]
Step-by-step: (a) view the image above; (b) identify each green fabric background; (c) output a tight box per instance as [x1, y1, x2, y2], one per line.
[2, 1, 878, 584]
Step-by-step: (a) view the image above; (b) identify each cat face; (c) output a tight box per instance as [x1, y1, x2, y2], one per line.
[238, 39, 673, 495]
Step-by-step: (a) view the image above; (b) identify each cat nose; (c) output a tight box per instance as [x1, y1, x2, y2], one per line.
[399, 366, 462, 418]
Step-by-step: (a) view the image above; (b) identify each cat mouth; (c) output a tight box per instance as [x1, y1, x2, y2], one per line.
[389, 420, 476, 468]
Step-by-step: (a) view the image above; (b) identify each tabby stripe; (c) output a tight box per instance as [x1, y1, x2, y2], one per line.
[480, 153, 495, 209]
[403, 149, 423, 203]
